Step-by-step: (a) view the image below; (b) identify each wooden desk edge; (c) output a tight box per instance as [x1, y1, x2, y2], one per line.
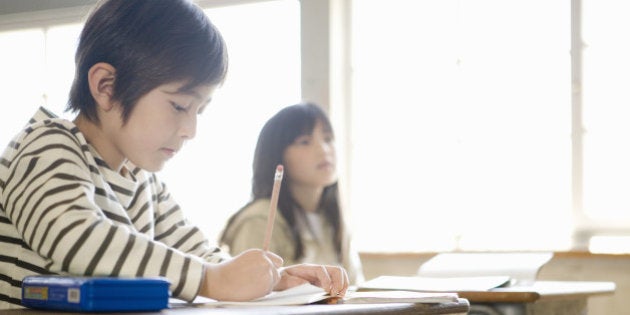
[458, 281, 615, 303]
[3, 298, 471, 315]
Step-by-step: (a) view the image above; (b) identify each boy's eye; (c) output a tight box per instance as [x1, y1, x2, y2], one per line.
[171, 102, 187, 112]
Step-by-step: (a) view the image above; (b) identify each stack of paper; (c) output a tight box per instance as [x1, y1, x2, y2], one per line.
[418, 252, 553, 285]
[357, 252, 553, 294]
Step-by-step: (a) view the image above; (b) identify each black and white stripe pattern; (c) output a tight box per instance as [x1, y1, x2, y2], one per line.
[0, 107, 227, 309]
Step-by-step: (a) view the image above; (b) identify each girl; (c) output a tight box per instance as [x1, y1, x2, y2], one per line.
[220, 103, 364, 285]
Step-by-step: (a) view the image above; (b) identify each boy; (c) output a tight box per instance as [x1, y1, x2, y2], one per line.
[0, 0, 347, 309]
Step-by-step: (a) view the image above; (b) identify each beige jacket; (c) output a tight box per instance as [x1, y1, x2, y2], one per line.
[220, 199, 364, 285]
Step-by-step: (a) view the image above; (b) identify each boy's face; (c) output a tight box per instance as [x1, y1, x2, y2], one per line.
[107, 82, 217, 172]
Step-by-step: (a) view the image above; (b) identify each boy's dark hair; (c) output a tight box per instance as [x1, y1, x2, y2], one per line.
[67, 0, 228, 123]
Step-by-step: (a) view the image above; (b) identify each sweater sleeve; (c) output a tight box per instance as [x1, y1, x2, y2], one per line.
[135, 173, 231, 301]
[1, 126, 213, 301]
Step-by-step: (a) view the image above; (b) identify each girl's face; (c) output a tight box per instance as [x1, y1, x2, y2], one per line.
[283, 120, 337, 189]
[105, 81, 216, 172]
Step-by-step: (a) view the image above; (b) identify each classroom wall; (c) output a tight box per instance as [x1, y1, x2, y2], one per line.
[359, 251, 626, 315]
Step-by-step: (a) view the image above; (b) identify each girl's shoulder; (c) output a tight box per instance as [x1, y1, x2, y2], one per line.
[229, 198, 292, 228]
[238, 198, 273, 218]
[221, 199, 271, 244]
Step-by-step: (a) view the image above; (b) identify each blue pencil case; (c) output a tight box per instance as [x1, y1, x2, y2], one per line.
[22, 275, 170, 312]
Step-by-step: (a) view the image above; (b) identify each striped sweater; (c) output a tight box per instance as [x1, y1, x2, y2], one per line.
[0, 107, 227, 309]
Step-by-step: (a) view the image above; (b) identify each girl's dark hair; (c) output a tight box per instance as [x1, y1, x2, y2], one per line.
[67, 0, 228, 123]
[221, 102, 343, 261]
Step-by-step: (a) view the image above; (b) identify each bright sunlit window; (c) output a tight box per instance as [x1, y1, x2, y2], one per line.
[349, 0, 630, 253]
[581, 1, 630, 222]
[349, 0, 573, 252]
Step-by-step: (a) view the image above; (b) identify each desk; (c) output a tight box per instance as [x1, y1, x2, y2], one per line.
[458, 281, 615, 315]
[3, 298, 470, 315]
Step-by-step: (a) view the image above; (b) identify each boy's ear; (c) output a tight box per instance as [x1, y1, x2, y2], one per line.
[87, 62, 117, 111]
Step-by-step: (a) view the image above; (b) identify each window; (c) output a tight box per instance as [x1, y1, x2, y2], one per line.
[348, 0, 630, 253]
[3, 0, 629, 254]
[0, 0, 301, 244]
[579, 0, 630, 252]
[0, 25, 80, 146]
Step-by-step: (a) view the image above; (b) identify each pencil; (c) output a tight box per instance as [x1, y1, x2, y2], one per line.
[262, 164, 284, 251]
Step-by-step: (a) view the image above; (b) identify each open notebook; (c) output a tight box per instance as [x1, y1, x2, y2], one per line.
[170, 283, 459, 307]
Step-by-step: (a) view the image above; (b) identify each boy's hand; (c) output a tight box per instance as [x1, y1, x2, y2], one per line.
[200, 249, 283, 301]
[275, 263, 349, 297]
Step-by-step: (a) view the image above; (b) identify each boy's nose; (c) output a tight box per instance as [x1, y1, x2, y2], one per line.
[180, 115, 197, 139]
